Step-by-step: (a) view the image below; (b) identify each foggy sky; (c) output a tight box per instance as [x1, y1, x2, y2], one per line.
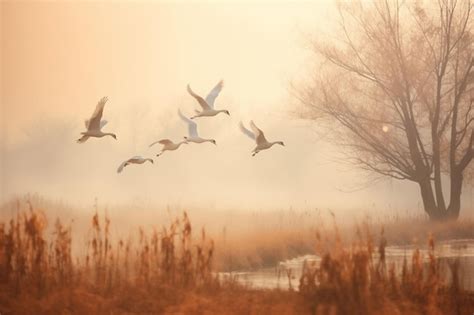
[1, 1, 472, 214]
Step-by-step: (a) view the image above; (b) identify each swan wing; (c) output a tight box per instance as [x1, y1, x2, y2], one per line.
[100, 120, 108, 129]
[239, 121, 255, 140]
[205, 80, 223, 109]
[128, 156, 143, 163]
[178, 109, 198, 137]
[250, 121, 267, 145]
[88, 97, 108, 131]
[150, 139, 173, 147]
[86, 118, 107, 130]
[187, 84, 211, 110]
[158, 139, 173, 145]
[117, 160, 127, 173]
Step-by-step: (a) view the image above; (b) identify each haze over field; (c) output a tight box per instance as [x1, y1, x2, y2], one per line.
[2, 1, 474, 314]
[1, 1, 472, 214]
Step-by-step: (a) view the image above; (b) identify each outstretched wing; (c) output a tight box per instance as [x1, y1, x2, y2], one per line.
[130, 156, 143, 161]
[187, 84, 211, 110]
[205, 80, 223, 109]
[250, 121, 267, 145]
[178, 109, 198, 137]
[117, 160, 128, 173]
[158, 139, 173, 145]
[87, 119, 107, 129]
[239, 121, 255, 141]
[87, 97, 108, 131]
[149, 139, 173, 147]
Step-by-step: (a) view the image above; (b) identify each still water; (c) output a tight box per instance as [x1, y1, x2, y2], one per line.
[220, 239, 474, 291]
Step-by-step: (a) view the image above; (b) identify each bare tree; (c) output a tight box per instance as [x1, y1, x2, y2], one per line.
[297, 0, 473, 220]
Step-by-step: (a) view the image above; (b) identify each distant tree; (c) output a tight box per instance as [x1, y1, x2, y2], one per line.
[297, 0, 473, 220]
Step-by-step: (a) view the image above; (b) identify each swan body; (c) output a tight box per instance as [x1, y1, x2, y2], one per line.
[149, 139, 188, 156]
[117, 156, 153, 173]
[239, 121, 284, 156]
[187, 80, 230, 119]
[178, 109, 216, 145]
[77, 97, 117, 143]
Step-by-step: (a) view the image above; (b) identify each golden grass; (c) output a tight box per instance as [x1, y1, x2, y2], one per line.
[0, 203, 474, 314]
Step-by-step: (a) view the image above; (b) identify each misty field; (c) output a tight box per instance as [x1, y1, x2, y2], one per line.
[0, 199, 474, 315]
[2, 0, 474, 314]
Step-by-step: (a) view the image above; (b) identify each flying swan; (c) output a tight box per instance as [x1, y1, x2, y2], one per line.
[149, 139, 188, 157]
[178, 109, 216, 145]
[187, 80, 230, 119]
[117, 156, 153, 173]
[239, 121, 284, 156]
[77, 97, 117, 143]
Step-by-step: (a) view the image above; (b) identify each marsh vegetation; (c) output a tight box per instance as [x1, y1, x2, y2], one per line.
[1, 200, 474, 315]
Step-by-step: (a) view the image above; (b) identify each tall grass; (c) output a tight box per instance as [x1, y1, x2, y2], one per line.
[0, 206, 216, 314]
[299, 226, 474, 315]
[0, 204, 473, 314]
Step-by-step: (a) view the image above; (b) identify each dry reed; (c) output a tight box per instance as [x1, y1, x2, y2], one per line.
[0, 204, 473, 315]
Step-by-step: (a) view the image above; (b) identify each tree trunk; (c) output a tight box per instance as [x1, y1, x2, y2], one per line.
[447, 170, 463, 220]
[418, 173, 464, 221]
[418, 179, 443, 220]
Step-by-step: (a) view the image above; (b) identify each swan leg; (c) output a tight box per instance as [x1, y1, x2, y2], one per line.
[190, 112, 201, 120]
[76, 135, 89, 143]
